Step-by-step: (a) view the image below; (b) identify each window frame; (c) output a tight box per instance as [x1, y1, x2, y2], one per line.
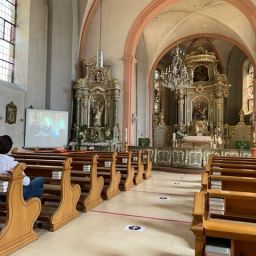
[0, 0, 16, 83]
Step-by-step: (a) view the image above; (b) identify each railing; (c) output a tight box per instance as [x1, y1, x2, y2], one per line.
[129, 146, 251, 169]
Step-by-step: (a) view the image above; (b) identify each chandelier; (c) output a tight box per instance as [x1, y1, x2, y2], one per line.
[160, 46, 193, 91]
[96, 0, 103, 69]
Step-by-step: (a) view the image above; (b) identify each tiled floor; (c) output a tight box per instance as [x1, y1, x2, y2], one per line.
[13, 171, 201, 256]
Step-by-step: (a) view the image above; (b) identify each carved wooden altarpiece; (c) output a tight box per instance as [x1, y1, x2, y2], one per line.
[72, 58, 120, 143]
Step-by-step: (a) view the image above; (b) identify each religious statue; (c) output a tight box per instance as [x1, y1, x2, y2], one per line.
[159, 110, 165, 125]
[94, 69, 103, 83]
[192, 102, 208, 120]
[93, 102, 104, 126]
[239, 109, 245, 122]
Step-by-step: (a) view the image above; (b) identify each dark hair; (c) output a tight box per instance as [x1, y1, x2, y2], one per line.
[0, 135, 13, 154]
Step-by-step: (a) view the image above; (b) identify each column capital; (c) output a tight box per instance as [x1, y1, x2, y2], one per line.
[122, 55, 137, 64]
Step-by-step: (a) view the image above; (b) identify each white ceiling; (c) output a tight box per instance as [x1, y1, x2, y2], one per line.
[140, 0, 256, 70]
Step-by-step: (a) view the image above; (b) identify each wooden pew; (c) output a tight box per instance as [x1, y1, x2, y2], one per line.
[208, 189, 256, 222]
[0, 163, 41, 255]
[191, 191, 256, 256]
[207, 155, 256, 173]
[70, 155, 104, 210]
[131, 151, 144, 185]
[12, 150, 133, 196]
[57, 152, 121, 200]
[190, 191, 205, 256]
[12, 152, 104, 211]
[201, 170, 256, 193]
[141, 150, 152, 179]
[59, 151, 123, 198]
[78, 150, 138, 189]
[11, 157, 80, 231]
[203, 155, 256, 192]
[115, 151, 143, 185]
[95, 153, 121, 199]
[115, 152, 134, 191]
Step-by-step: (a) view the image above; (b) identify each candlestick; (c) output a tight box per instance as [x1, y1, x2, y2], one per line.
[125, 128, 128, 143]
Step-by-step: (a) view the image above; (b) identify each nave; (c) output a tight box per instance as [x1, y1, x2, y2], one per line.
[12, 171, 201, 256]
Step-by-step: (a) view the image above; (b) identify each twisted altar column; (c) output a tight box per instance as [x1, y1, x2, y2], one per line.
[177, 90, 185, 127]
[75, 91, 82, 128]
[215, 97, 224, 127]
[81, 95, 88, 126]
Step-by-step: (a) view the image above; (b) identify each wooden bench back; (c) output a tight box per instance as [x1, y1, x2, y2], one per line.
[10, 156, 80, 231]
[0, 163, 41, 255]
[191, 191, 256, 256]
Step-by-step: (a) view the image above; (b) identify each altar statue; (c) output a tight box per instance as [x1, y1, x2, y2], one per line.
[239, 109, 245, 122]
[93, 103, 104, 126]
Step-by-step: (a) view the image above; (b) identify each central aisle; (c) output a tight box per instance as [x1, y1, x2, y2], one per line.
[13, 171, 201, 256]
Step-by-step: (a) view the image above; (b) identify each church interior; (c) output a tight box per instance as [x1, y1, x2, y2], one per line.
[1, 0, 256, 255]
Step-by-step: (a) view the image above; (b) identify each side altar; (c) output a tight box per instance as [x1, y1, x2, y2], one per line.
[72, 58, 121, 148]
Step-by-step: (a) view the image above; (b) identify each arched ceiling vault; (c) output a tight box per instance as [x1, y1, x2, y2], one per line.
[141, 0, 256, 71]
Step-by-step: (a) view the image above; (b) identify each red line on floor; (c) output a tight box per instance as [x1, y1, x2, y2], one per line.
[129, 190, 194, 197]
[89, 209, 192, 224]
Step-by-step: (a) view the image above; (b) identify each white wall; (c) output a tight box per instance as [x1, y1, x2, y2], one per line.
[227, 47, 247, 125]
[46, 0, 74, 111]
[0, 0, 48, 147]
[26, 0, 48, 109]
[136, 37, 149, 142]
[0, 0, 83, 147]
[0, 85, 25, 147]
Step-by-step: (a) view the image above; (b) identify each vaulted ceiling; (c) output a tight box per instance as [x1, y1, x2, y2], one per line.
[140, 0, 255, 70]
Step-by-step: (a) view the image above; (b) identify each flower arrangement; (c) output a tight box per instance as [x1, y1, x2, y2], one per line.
[91, 129, 99, 142]
[176, 128, 186, 142]
[77, 125, 88, 144]
[138, 138, 150, 147]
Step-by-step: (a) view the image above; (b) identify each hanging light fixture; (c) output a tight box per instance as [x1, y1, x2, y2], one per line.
[160, 46, 193, 91]
[159, 1, 193, 91]
[96, 0, 103, 69]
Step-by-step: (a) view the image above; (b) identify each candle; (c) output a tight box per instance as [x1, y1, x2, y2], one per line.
[253, 132, 255, 139]
[173, 133, 176, 140]
[125, 128, 128, 143]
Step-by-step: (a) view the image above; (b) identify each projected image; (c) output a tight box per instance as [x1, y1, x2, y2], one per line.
[25, 109, 68, 148]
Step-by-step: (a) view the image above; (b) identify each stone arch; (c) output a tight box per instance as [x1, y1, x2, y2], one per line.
[123, 0, 256, 143]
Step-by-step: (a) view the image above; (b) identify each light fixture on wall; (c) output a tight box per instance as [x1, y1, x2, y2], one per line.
[159, 1, 193, 91]
[96, 0, 103, 69]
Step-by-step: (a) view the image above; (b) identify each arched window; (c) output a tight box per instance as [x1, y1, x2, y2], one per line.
[243, 61, 254, 114]
[247, 64, 254, 113]
[0, 0, 16, 82]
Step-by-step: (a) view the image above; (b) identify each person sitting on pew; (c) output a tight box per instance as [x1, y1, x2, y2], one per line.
[0, 135, 44, 200]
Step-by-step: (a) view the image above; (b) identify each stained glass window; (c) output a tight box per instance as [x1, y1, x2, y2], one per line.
[247, 64, 254, 114]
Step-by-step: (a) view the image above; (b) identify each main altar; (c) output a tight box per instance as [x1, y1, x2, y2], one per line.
[151, 40, 253, 168]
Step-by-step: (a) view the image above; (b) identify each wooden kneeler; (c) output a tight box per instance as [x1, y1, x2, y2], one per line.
[0, 163, 41, 256]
